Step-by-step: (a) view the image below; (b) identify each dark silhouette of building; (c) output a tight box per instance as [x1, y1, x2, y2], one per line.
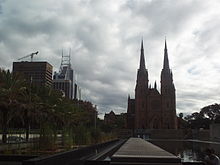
[127, 40, 177, 130]
[104, 111, 117, 124]
[13, 61, 53, 87]
[104, 111, 126, 128]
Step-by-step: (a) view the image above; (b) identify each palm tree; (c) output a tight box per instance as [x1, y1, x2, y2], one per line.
[19, 87, 40, 142]
[0, 69, 26, 143]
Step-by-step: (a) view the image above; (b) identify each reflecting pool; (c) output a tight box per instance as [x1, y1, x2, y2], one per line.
[149, 140, 220, 162]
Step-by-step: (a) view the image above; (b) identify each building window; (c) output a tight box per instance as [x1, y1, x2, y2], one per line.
[167, 102, 169, 108]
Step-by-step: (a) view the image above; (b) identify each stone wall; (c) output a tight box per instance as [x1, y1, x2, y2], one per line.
[118, 129, 210, 140]
[148, 129, 185, 139]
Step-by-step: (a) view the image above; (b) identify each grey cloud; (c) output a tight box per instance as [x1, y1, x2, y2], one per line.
[0, 0, 220, 117]
[123, 0, 206, 39]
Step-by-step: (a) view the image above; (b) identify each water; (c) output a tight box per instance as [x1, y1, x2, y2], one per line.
[149, 140, 220, 162]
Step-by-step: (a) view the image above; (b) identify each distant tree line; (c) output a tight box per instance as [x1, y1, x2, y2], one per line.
[0, 69, 115, 147]
[179, 103, 220, 129]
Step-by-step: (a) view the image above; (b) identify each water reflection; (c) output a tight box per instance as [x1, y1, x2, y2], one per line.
[149, 140, 220, 162]
[178, 149, 201, 162]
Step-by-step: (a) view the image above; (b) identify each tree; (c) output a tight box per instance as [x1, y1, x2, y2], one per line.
[0, 68, 108, 146]
[0, 70, 26, 143]
[184, 103, 220, 129]
[179, 113, 183, 119]
[200, 103, 220, 122]
[177, 113, 188, 129]
[19, 88, 40, 141]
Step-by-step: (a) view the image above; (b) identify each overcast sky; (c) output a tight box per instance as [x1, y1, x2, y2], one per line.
[0, 0, 220, 118]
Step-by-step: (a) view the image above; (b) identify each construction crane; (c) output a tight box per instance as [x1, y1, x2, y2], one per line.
[18, 51, 39, 62]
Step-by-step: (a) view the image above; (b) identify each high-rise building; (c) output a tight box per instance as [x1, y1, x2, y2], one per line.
[127, 40, 177, 130]
[53, 52, 76, 99]
[13, 61, 53, 87]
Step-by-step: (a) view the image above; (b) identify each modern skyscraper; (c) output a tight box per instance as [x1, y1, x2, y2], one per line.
[53, 52, 76, 99]
[13, 61, 53, 87]
[127, 40, 177, 130]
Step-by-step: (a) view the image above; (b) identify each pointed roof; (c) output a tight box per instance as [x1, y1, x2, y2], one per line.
[139, 39, 146, 69]
[163, 39, 170, 70]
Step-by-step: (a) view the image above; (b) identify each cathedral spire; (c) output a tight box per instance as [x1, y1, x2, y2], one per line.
[139, 39, 146, 69]
[163, 39, 170, 70]
[154, 81, 157, 89]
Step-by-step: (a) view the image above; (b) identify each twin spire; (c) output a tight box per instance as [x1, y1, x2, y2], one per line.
[139, 39, 170, 70]
[139, 39, 146, 69]
[163, 39, 170, 70]
[138, 39, 171, 89]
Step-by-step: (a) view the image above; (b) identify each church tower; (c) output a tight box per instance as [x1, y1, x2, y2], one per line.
[135, 40, 149, 129]
[160, 40, 177, 129]
[126, 39, 177, 131]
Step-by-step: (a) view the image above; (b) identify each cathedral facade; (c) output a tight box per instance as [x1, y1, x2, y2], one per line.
[127, 40, 177, 130]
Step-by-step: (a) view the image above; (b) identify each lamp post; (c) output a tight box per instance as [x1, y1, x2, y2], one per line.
[94, 105, 97, 130]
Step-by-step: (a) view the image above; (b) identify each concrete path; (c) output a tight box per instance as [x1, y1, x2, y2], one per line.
[111, 137, 181, 165]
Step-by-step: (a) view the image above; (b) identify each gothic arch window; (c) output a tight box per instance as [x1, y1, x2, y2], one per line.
[167, 102, 169, 108]
[164, 117, 170, 129]
[153, 118, 160, 129]
[141, 101, 144, 111]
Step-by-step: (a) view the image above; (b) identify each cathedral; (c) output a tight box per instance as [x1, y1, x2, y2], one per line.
[127, 40, 177, 130]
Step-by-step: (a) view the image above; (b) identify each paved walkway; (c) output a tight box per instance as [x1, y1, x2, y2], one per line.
[111, 138, 181, 165]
